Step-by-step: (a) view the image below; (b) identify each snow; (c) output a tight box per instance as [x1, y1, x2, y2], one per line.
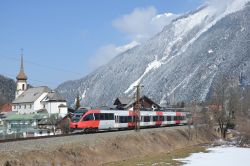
[175, 146, 250, 166]
[81, 90, 86, 99]
[116, 41, 139, 53]
[167, 65, 200, 96]
[124, 0, 249, 96]
[208, 49, 214, 54]
[124, 55, 162, 93]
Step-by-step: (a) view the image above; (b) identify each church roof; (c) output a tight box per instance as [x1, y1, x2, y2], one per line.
[16, 70, 27, 80]
[12, 86, 50, 104]
[16, 55, 27, 80]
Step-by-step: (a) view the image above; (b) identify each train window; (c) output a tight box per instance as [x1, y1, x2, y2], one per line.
[94, 113, 100, 120]
[119, 116, 128, 123]
[153, 116, 157, 122]
[108, 113, 114, 120]
[159, 116, 164, 121]
[174, 116, 182, 121]
[72, 114, 82, 122]
[104, 114, 109, 120]
[83, 114, 94, 121]
[144, 116, 150, 122]
[128, 116, 132, 122]
[100, 113, 105, 120]
[167, 116, 172, 121]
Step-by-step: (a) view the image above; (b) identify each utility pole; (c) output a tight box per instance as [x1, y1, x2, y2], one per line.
[133, 84, 143, 132]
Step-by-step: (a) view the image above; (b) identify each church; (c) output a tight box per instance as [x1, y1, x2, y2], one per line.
[12, 54, 68, 117]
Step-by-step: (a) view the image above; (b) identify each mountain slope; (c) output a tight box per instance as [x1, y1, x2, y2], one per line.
[57, 1, 250, 107]
[0, 75, 16, 105]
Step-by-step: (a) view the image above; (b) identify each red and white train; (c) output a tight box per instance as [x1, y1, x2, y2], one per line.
[70, 108, 190, 133]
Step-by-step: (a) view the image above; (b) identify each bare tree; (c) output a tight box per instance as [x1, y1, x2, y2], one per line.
[208, 75, 239, 138]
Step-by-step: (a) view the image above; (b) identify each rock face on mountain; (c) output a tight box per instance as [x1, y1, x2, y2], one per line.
[0, 75, 16, 105]
[57, 2, 250, 107]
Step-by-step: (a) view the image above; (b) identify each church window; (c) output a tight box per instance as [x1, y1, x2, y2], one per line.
[22, 84, 25, 90]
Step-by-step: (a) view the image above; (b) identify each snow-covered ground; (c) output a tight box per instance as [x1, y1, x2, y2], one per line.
[176, 146, 250, 166]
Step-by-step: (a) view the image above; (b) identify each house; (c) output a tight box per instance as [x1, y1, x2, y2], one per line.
[2, 112, 47, 134]
[114, 97, 133, 110]
[114, 95, 161, 111]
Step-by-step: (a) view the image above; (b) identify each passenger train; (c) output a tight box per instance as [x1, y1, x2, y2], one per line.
[70, 108, 190, 133]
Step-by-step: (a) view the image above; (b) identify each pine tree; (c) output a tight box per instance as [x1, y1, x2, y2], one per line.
[75, 94, 81, 110]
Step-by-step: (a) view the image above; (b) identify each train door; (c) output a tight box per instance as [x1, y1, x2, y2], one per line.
[99, 113, 115, 130]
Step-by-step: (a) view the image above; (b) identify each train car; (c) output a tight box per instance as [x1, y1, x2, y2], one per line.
[70, 109, 188, 133]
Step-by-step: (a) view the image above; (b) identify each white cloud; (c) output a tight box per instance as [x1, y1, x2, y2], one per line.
[112, 7, 179, 42]
[88, 7, 179, 69]
[88, 41, 139, 69]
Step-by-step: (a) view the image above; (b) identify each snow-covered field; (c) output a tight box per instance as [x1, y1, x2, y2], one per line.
[176, 146, 250, 166]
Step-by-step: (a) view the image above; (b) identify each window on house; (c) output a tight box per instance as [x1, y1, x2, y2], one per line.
[22, 84, 25, 90]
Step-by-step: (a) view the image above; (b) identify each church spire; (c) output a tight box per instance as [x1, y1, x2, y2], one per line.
[16, 48, 27, 80]
[20, 48, 24, 72]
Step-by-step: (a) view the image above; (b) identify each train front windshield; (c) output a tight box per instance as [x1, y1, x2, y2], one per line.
[71, 108, 88, 122]
[72, 114, 82, 122]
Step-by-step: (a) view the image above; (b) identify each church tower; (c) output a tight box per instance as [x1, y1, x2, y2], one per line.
[16, 50, 28, 99]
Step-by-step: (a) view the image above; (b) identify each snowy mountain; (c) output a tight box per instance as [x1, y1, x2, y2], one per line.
[56, 1, 250, 107]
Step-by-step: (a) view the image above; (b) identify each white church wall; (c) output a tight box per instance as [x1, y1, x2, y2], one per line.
[12, 103, 34, 114]
[34, 92, 48, 111]
[46, 102, 67, 116]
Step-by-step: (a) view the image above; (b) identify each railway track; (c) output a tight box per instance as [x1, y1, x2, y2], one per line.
[0, 125, 188, 144]
[0, 128, 126, 143]
[0, 132, 82, 144]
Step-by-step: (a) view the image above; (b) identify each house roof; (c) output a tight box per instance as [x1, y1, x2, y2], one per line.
[58, 104, 67, 107]
[12, 86, 50, 104]
[2, 112, 48, 121]
[0, 103, 12, 112]
[114, 97, 134, 105]
[44, 92, 66, 102]
[124, 95, 160, 109]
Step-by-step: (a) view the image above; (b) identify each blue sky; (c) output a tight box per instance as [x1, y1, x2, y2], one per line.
[0, 0, 205, 88]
